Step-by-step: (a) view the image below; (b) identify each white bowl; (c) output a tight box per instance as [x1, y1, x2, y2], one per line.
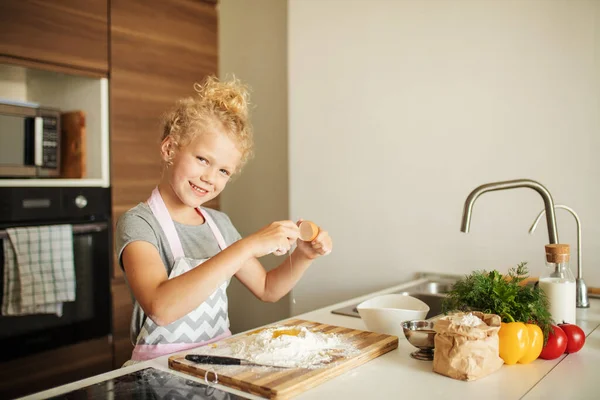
[356, 294, 430, 338]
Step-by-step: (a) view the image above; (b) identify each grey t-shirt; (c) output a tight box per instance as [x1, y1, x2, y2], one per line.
[115, 202, 243, 346]
[115, 202, 242, 274]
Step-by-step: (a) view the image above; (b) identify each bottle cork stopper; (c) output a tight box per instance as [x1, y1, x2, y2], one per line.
[545, 244, 570, 263]
[299, 220, 319, 242]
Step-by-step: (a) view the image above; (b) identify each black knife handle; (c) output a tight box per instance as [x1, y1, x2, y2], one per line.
[185, 354, 242, 365]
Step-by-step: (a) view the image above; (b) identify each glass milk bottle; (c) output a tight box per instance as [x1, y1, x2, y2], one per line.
[539, 244, 576, 324]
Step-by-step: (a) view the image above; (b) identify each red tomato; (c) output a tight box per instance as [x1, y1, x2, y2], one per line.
[559, 323, 586, 353]
[539, 325, 568, 360]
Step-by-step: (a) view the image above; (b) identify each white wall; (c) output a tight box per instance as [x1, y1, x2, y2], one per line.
[0, 64, 27, 100]
[219, 0, 290, 333]
[289, 0, 600, 314]
[220, 0, 600, 323]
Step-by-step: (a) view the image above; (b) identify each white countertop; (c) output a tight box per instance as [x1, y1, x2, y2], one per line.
[21, 279, 600, 400]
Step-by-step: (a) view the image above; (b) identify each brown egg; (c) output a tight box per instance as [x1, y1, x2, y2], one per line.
[299, 220, 319, 241]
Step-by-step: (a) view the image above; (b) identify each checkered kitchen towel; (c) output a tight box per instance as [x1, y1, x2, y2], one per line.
[2, 225, 76, 317]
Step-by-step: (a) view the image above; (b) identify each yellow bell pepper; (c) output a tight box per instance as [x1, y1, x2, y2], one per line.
[498, 322, 543, 365]
[518, 324, 543, 364]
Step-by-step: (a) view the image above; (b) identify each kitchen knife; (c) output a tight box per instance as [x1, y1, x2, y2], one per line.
[185, 354, 291, 369]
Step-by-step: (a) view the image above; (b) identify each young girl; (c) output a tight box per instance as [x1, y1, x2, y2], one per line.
[115, 76, 332, 362]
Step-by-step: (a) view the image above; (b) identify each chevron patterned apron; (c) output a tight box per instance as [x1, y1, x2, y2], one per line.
[130, 187, 232, 361]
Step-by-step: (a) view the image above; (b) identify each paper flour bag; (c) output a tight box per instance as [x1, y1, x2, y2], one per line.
[433, 311, 504, 381]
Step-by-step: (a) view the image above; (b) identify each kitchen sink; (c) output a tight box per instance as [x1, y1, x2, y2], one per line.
[331, 275, 458, 320]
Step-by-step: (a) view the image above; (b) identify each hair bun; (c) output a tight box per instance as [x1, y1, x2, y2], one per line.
[194, 76, 250, 119]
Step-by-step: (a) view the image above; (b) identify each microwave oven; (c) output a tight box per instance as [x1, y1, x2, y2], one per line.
[0, 100, 61, 178]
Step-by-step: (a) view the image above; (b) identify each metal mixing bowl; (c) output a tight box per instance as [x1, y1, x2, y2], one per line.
[402, 320, 436, 361]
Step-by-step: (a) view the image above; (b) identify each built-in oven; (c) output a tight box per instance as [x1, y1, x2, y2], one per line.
[0, 100, 61, 178]
[0, 186, 112, 362]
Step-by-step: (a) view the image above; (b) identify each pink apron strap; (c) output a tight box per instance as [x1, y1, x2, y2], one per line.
[147, 187, 228, 258]
[147, 187, 185, 259]
[197, 208, 228, 250]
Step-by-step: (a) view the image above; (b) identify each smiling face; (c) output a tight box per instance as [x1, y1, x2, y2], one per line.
[161, 124, 242, 213]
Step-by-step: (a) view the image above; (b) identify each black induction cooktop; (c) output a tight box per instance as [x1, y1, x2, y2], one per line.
[46, 367, 250, 400]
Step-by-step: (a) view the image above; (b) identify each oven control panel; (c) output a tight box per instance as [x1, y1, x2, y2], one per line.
[0, 187, 111, 224]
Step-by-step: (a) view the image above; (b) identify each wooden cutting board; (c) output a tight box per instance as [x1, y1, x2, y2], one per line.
[168, 318, 398, 399]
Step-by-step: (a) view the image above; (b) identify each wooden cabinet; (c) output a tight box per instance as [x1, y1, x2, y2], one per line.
[111, 279, 134, 369]
[0, 0, 219, 390]
[0, 337, 112, 399]
[0, 0, 109, 76]
[110, 0, 218, 365]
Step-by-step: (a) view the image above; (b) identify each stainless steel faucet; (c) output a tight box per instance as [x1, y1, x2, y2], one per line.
[529, 205, 589, 308]
[460, 179, 559, 244]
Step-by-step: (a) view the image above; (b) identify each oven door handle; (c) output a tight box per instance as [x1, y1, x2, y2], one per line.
[34, 116, 44, 167]
[0, 222, 109, 239]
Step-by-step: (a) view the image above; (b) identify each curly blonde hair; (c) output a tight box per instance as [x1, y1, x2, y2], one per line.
[162, 75, 254, 171]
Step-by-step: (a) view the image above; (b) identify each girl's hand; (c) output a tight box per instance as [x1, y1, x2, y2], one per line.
[295, 220, 332, 260]
[245, 221, 300, 258]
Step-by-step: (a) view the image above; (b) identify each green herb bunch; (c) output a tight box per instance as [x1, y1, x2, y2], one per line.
[442, 263, 553, 339]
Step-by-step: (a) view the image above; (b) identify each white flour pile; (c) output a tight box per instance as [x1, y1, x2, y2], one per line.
[451, 312, 483, 327]
[229, 326, 358, 369]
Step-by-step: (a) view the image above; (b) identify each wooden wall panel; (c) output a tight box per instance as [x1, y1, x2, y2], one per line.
[111, 279, 134, 368]
[110, 0, 218, 365]
[111, 0, 218, 227]
[0, 0, 108, 75]
[111, 0, 218, 276]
